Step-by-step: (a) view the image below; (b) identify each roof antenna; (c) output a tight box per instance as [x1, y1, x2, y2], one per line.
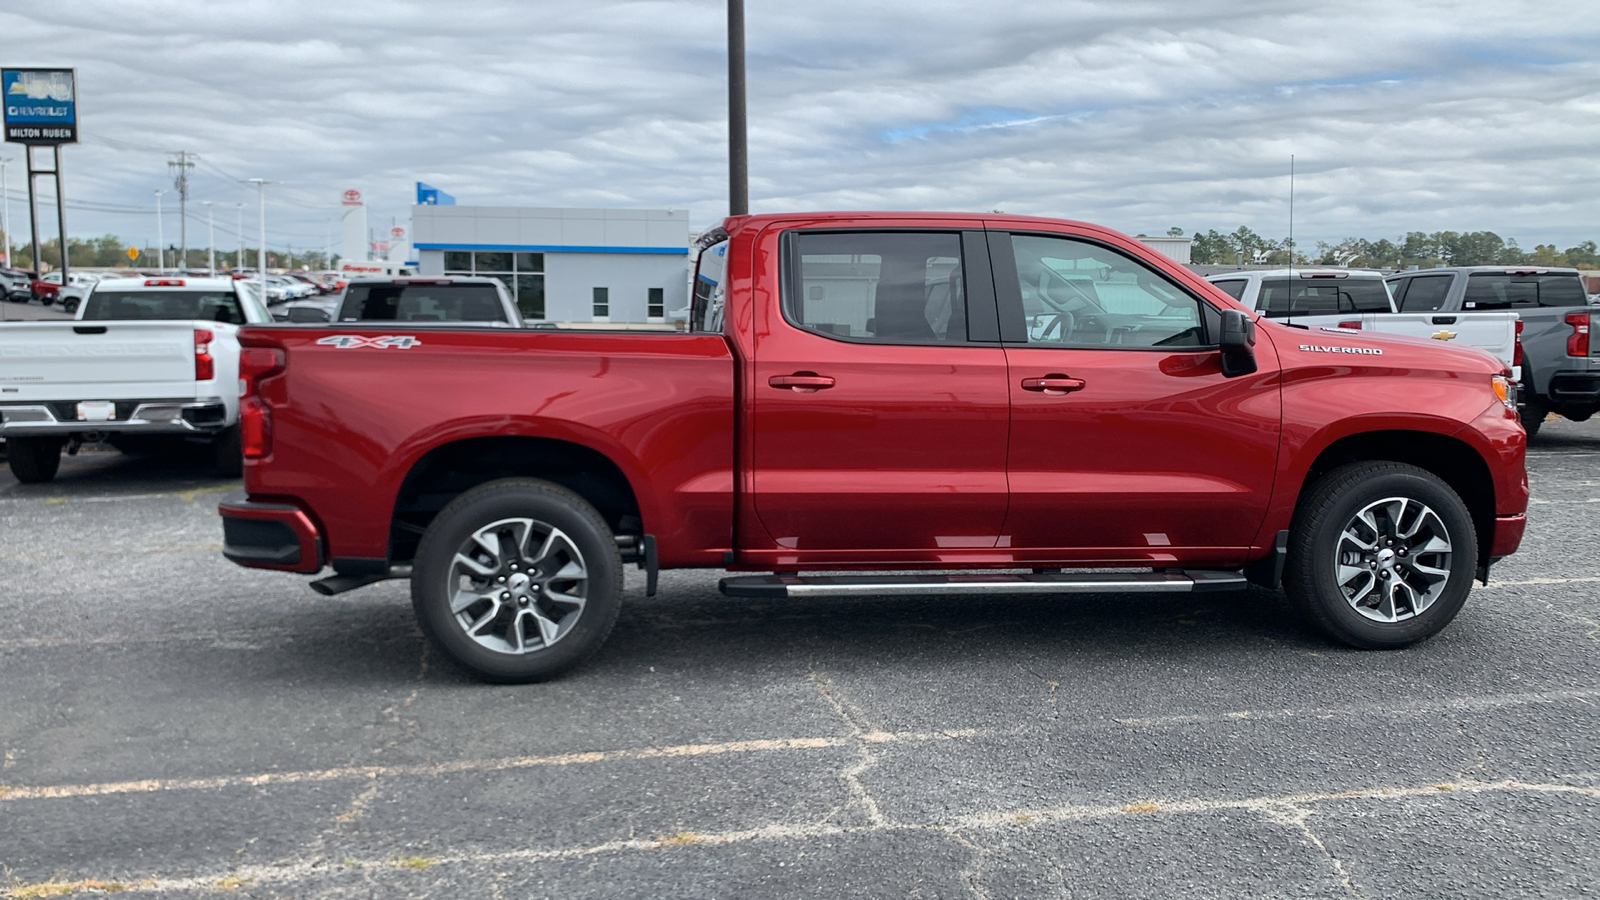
[1288, 154, 1295, 273]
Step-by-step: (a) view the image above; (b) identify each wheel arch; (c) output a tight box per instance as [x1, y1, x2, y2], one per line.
[1300, 430, 1495, 565]
[388, 435, 644, 565]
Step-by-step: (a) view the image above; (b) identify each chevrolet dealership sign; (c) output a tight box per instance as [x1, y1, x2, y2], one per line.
[3, 68, 78, 144]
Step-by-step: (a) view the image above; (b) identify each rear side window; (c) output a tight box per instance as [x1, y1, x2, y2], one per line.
[83, 290, 245, 324]
[339, 283, 507, 323]
[1258, 278, 1391, 317]
[1210, 280, 1247, 300]
[1397, 275, 1451, 312]
[1464, 273, 1587, 309]
[690, 239, 728, 334]
[785, 231, 967, 343]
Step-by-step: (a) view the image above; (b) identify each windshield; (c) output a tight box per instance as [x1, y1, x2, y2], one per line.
[82, 289, 245, 324]
[1259, 278, 1391, 317]
[1464, 272, 1587, 309]
[339, 283, 508, 323]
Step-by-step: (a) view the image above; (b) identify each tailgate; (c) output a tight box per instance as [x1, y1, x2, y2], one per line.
[0, 321, 200, 400]
[1364, 312, 1517, 371]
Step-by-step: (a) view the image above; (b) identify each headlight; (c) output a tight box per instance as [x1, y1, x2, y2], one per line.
[1492, 374, 1517, 410]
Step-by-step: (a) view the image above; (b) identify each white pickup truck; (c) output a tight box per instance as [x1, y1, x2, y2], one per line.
[1206, 269, 1520, 379]
[0, 276, 273, 483]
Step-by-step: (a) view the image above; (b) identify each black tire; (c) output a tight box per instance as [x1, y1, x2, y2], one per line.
[63, 297, 80, 315]
[8, 436, 64, 484]
[411, 478, 623, 683]
[212, 426, 242, 477]
[1283, 461, 1477, 649]
[1520, 395, 1547, 439]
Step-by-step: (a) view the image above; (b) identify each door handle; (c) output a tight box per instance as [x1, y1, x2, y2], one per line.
[1432, 316, 1457, 325]
[1020, 375, 1086, 394]
[769, 373, 835, 392]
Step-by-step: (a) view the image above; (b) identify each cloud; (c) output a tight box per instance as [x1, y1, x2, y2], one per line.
[5, 0, 1599, 254]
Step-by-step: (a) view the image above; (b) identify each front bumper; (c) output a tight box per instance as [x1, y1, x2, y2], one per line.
[1489, 514, 1527, 560]
[0, 400, 228, 436]
[219, 499, 325, 573]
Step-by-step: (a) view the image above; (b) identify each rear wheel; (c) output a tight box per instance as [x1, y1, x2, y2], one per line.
[1520, 395, 1547, 439]
[1284, 462, 1476, 649]
[411, 478, 623, 683]
[7, 436, 64, 484]
[212, 426, 242, 477]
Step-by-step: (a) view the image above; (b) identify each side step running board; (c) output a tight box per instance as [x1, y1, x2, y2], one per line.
[719, 570, 1248, 599]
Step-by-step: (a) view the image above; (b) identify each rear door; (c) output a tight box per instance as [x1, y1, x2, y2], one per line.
[750, 228, 1011, 554]
[994, 230, 1281, 563]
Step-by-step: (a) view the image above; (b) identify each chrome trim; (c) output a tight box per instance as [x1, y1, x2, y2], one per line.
[0, 400, 228, 435]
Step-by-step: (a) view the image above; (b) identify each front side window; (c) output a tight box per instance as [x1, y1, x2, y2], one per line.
[786, 231, 966, 343]
[1398, 275, 1451, 312]
[1465, 272, 1587, 309]
[1258, 278, 1391, 317]
[84, 290, 245, 324]
[1010, 235, 1205, 348]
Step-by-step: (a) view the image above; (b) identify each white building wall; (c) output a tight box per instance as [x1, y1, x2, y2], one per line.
[412, 205, 690, 324]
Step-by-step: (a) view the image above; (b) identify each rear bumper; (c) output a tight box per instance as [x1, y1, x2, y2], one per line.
[1489, 514, 1527, 560]
[219, 499, 324, 573]
[0, 400, 228, 436]
[1548, 372, 1600, 404]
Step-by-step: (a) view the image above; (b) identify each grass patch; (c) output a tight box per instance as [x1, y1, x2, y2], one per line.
[213, 876, 253, 891]
[6, 880, 136, 898]
[1434, 783, 1455, 792]
[394, 857, 435, 871]
[657, 832, 705, 847]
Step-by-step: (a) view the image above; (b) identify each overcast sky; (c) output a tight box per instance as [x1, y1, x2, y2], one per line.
[4, 0, 1598, 256]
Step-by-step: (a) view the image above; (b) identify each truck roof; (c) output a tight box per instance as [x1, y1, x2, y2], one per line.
[92, 277, 242, 291]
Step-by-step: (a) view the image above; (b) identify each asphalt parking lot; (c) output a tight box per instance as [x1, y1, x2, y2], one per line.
[1, 423, 1597, 898]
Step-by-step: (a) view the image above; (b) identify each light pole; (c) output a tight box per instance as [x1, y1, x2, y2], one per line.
[247, 178, 269, 301]
[728, 0, 748, 216]
[169, 151, 194, 272]
[154, 189, 166, 270]
[235, 202, 244, 271]
[0, 156, 11, 266]
[202, 200, 215, 273]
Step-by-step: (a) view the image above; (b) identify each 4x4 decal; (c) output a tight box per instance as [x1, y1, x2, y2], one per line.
[315, 335, 422, 349]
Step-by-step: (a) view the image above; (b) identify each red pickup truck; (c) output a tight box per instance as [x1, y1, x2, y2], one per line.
[220, 212, 1528, 682]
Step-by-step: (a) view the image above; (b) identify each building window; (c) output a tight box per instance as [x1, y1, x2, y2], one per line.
[647, 287, 664, 318]
[593, 287, 609, 319]
[442, 251, 546, 321]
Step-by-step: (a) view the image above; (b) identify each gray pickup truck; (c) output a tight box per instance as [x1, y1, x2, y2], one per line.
[1387, 267, 1597, 437]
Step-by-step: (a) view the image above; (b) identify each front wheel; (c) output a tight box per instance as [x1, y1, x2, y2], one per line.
[411, 478, 623, 683]
[1283, 462, 1477, 649]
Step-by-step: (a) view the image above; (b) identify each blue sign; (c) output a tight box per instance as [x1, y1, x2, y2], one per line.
[3, 68, 77, 145]
[416, 182, 456, 206]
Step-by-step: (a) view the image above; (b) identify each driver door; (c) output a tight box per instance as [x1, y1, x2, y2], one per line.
[994, 230, 1282, 563]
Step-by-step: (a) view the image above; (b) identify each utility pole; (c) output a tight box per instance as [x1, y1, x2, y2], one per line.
[202, 200, 215, 273]
[727, 0, 748, 216]
[0, 156, 11, 267]
[247, 178, 270, 301]
[235, 202, 244, 270]
[154, 189, 166, 270]
[168, 151, 195, 272]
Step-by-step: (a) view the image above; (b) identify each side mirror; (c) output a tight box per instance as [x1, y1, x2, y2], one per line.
[1218, 309, 1258, 378]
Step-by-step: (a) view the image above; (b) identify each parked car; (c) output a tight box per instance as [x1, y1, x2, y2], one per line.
[0, 266, 33, 301]
[333, 276, 522, 326]
[219, 212, 1527, 683]
[29, 273, 59, 304]
[1206, 268, 1520, 377]
[0, 276, 275, 482]
[1387, 267, 1597, 437]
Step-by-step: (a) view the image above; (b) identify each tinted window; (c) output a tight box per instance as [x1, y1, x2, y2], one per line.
[1210, 280, 1247, 300]
[339, 283, 507, 322]
[787, 231, 966, 343]
[1258, 278, 1391, 317]
[83, 290, 244, 324]
[1464, 272, 1587, 309]
[1398, 275, 1451, 312]
[690, 239, 728, 334]
[1010, 234, 1204, 348]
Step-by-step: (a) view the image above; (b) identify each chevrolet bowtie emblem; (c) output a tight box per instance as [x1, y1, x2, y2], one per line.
[1431, 330, 1458, 341]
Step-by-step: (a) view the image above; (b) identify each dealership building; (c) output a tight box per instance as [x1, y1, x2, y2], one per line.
[411, 205, 691, 324]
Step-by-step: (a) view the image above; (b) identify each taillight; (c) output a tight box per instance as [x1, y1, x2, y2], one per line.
[194, 328, 215, 381]
[146, 279, 186, 286]
[239, 347, 286, 460]
[1567, 312, 1591, 357]
[1514, 319, 1524, 367]
[1338, 320, 1362, 330]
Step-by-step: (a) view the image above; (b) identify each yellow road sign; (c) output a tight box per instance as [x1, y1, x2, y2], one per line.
[125, 246, 139, 261]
